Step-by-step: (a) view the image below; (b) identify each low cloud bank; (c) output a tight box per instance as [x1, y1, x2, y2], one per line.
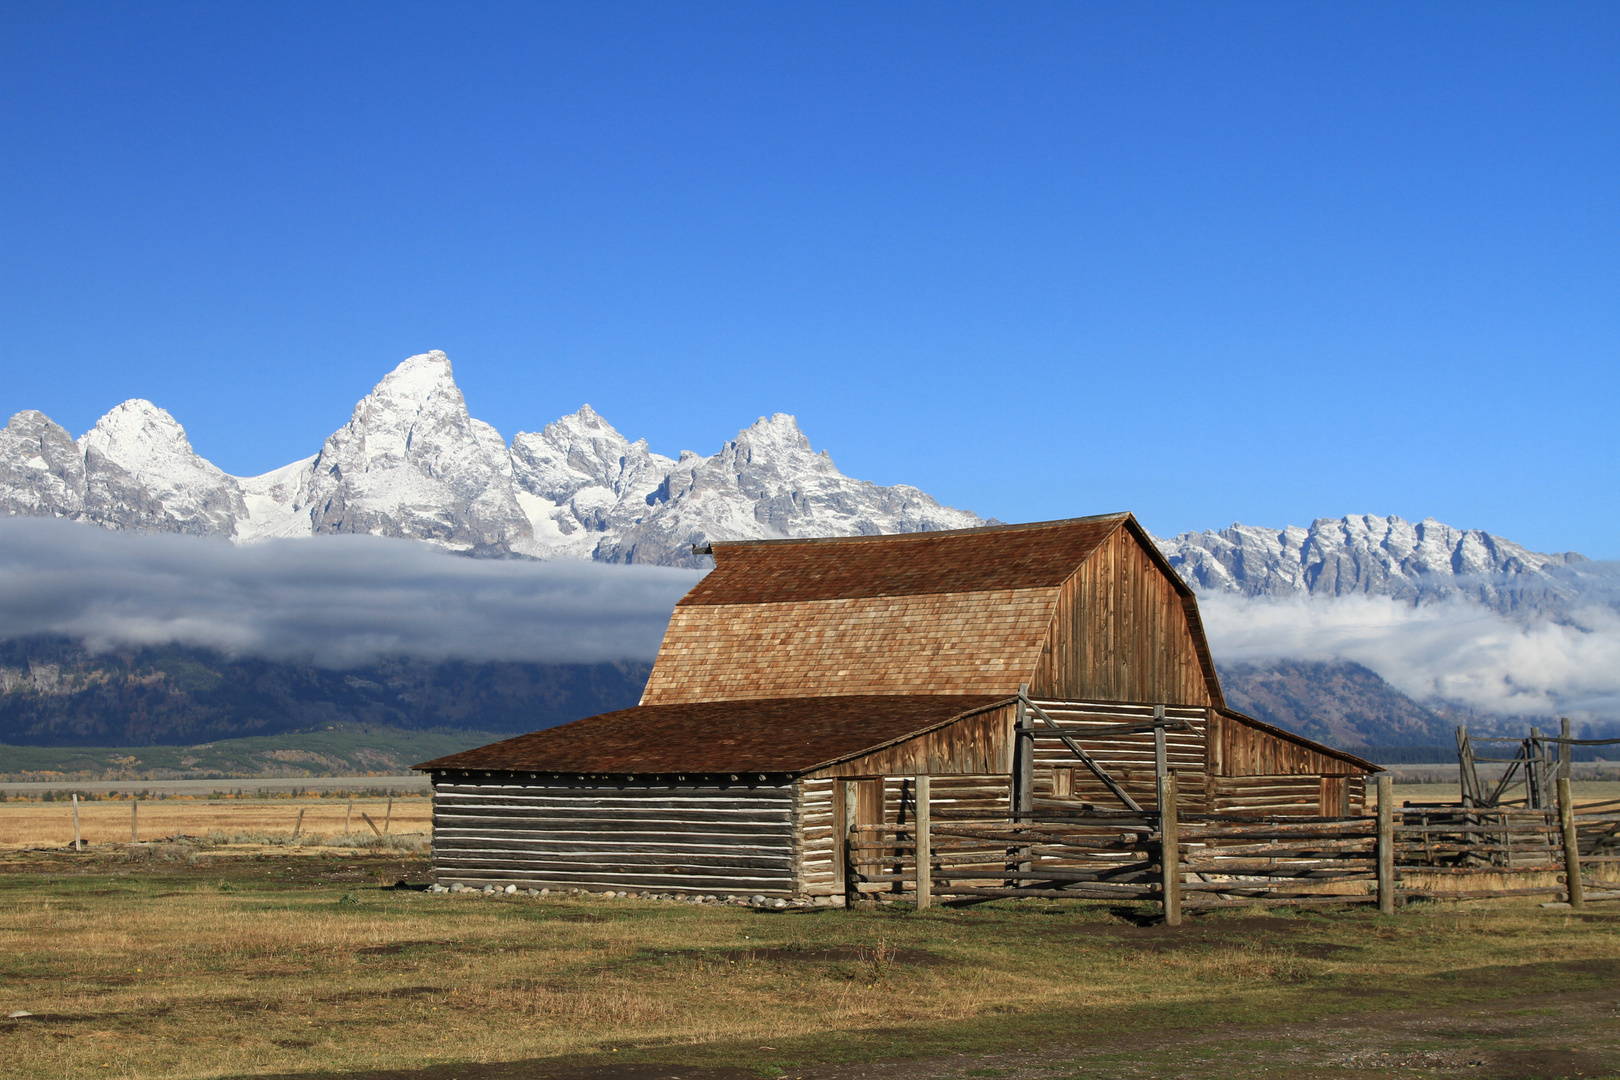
[1199, 589, 1620, 720]
[0, 517, 702, 667]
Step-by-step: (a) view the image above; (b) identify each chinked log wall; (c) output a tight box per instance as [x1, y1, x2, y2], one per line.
[432, 778, 797, 895]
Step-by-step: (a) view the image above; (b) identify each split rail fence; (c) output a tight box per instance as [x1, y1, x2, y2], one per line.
[846, 776, 1620, 923]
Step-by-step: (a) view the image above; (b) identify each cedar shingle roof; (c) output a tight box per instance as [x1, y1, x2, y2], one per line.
[681, 514, 1129, 605]
[641, 515, 1140, 705]
[416, 695, 1013, 775]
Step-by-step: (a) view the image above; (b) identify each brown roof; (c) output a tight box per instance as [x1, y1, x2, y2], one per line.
[415, 695, 1012, 776]
[680, 514, 1131, 605]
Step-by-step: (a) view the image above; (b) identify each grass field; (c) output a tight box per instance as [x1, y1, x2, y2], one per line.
[1, 845, 1617, 1080]
[0, 795, 431, 849]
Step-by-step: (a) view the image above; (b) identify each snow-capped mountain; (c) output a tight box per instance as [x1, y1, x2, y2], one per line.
[2, 350, 1603, 607]
[1156, 518, 1596, 617]
[0, 351, 987, 564]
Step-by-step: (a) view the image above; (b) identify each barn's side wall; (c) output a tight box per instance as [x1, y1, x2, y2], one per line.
[431, 776, 797, 895]
[1030, 529, 1215, 706]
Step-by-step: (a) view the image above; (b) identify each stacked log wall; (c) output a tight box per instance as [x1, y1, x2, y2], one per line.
[431, 776, 797, 895]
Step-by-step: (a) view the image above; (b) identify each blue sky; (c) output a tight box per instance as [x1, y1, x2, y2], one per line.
[3, 3, 1616, 556]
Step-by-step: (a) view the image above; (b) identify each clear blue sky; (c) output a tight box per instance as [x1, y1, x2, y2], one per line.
[3, 3, 1616, 556]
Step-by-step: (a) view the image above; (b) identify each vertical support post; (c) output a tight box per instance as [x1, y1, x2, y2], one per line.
[385, 797, 393, 834]
[842, 780, 859, 905]
[1456, 726, 1477, 807]
[1528, 727, 1544, 809]
[1013, 685, 1033, 881]
[131, 800, 138, 843]
[914, 774, 932, 910]
[1159, 774, 1180, 926]
[1377, 775, 1394, 915]
[293, 807, 305, 839]
[346, 800, 354, 834]
[1154, 704, 1168, 810]
[1559, 718, 1572, 782]
[1558, 776, 1584, 911]
[1013, 685, 1033, 820]
[72, 793, 82, 852]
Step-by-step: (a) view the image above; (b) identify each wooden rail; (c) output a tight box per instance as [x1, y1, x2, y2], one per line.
[842, 771, 1614, 922]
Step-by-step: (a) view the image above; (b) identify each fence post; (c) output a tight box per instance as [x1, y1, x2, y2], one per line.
[843, 781, 859, 906]
[72, 793, 82, 852]
[1558, 717, 1572, 782]
[1558, 776, 1584, 911]
[915, 774, 932, 910]
[1377, 775, 1394, 914]
[131, 800, 138, 843]
[1160, 774, 1180, 926]
[293, 807, 305, 839]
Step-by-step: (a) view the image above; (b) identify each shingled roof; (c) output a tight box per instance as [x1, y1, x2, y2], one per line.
[416, 695, 1013, 776]
[640, 513, 1217, 705]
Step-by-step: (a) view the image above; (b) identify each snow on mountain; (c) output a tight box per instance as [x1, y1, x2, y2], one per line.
[508, 404, 677, 560]
[0, 351, 987, 562]
[2, 349, 1599, 611]
[77, 400, 250, 537]
[600, 413, 986, 566]
[0, 410, 85, 519]
[1157, 516, 1590, 617]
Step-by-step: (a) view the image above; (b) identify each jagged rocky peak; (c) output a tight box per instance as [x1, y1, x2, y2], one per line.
[76, 399, 246, 537]
[0, 410, 86, 517]
[1157, 513, 1589, 616]
[599, 411, 987, 566]
[302, 351, 530, 551]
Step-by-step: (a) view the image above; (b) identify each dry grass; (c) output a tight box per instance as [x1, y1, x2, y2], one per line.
[0, 796, 430, 849]
[1, 851, 1617, 1080]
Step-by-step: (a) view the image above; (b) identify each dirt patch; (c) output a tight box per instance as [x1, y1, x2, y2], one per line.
[356, 941, 450, 956]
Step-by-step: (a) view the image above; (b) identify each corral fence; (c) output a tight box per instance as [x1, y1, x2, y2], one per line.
[846, 776, 1620, 923]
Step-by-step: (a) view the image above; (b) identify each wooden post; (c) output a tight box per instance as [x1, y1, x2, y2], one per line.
[914, 774, 932, 910]
[345, 800, 353, 834]
[1377, 775, 1394, 915]
[1456, 726, 1478, 807]
[384, 797, 393, 833]
[1559, 718, 1572, 782]
[292, 807, 305, 839]
[131, 800, 138, 843]
[360, 812, 383, 836]
[1528, 726, 1544, 809]
[1159, 774, 1180, 926]
[1153, 704, 1168, 810]
[1013, 686, 1034, 880]
[1558, 776, 1584, 911]
[1013, 686, 1033, 820]
[842, 781, 858, 904]
[72, 793, 82, 852]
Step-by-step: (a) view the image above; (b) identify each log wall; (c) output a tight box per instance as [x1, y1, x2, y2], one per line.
[431, 776, 798, 895]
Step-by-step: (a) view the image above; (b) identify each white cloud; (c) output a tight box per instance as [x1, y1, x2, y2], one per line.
[0, 517, 702, 667]
[1199, 591, 1620, 719]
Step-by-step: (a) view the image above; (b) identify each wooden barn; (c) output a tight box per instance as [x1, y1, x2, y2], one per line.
[417, 513, 1378, 898]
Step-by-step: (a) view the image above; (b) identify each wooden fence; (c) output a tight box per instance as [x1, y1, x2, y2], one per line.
[845, 776, 1620, 922]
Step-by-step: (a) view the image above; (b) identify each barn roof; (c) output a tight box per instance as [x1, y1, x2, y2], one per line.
[680, 513, 1131, 605]
[641, 512, 1222, 705]
[416, 695, 1013, 776]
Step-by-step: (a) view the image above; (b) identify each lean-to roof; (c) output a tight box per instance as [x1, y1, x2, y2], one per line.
[416, 695, 1013, 776]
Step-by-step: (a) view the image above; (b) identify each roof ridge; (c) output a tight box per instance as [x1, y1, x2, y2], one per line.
[707, 512, 1132, 549]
